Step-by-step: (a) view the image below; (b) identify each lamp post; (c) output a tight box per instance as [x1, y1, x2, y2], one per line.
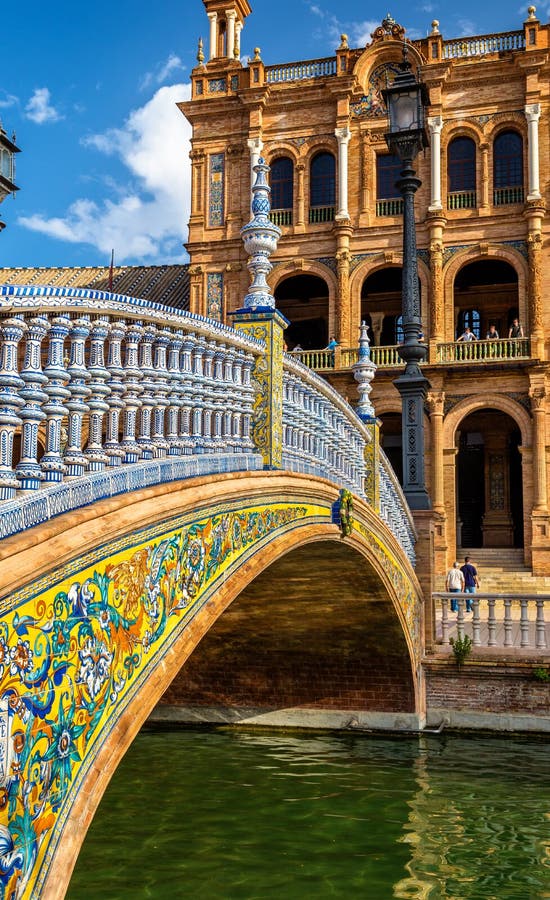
[0, 123, 20, 234]
[383, 47, 431, 510]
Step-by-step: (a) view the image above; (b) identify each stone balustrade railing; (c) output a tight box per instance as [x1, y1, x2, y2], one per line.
[283, 354, 367, 498]
[265, 57, 337, 83]
[379, 450, 416, 564]
[434, 592, 550, 652]
[442, 30, 525, 58]
[437, 337, 530, 363]
[0, 285, 265, 536]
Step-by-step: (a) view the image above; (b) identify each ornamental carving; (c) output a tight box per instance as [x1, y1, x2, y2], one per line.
[370, 14, 406, 42]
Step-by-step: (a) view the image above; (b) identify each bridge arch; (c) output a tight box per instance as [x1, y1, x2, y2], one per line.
[0, 471, 422, 899]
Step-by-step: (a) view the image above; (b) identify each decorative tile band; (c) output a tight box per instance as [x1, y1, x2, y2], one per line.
[206, 272, 224, 320]
[208, 153, 225, 227]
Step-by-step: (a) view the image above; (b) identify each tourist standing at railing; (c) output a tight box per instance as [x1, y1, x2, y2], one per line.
[508, 318, 524, 339]
[486, 324, 499, 340]
[445, 561, 465, 612]
[325, 336, 338, 369]
[291, 343, 303, 352]
[461, 556, 479, 612]
[457, 326, 476, 343]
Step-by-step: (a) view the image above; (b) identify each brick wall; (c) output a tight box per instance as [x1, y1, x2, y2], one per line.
[425, 660, 550, 714]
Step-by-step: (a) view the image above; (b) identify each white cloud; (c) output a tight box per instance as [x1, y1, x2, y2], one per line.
[19, 83, 192, 263]
[25, 88, 62, 124]
[140, 54, 185, 91]
[0, 91, 18, 110]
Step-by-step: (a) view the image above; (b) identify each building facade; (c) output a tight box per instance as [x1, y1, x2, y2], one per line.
[182, 0, 550, 575]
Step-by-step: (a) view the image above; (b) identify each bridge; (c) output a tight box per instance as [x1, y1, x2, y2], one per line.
[0, 162, 425, 899]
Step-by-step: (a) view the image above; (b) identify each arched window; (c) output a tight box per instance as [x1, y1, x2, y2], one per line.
[270, 157, 294, 226]
[494, 131, 524, 205]
[447, 137, 476, 209]
[458, 309, 481, 339]
[309, 152, 335, 223]
[376, 153, 403, 216]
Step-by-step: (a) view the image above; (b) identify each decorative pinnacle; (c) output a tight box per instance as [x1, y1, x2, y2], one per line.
[338, 34, 349, 50]
[240, 158, 282, 310]
[253, 47, 262, 61]
[431, 19, 440, 34]
[197, 37, 204, 64]
[352, 321, 377, 420]
[527, 6, 537, 19]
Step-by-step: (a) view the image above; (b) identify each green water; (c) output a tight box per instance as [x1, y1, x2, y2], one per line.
[68, 728, 550, 900]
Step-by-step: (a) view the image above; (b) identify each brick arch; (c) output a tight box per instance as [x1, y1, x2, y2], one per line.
[443, 393, 532, 448]
[38, 473, 424, 900]
[442, 120, 485, 145]
[442, 245, 528, 342]
[271, 259, 337, 336]
[352, 39, 425, 90]
[264, 145, 300, 166]
[350, 255, 431, 337]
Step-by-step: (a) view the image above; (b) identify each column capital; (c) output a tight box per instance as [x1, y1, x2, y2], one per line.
[207, 10, 217, 19]
[225, 8, 237, 19]
[427, 115, 443, 134]
[335, 125, 351, 144]
[525, 102, 541, 121]
[247, 137, 263, 153]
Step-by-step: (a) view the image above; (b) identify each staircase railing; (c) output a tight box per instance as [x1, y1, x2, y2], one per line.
[434, 592, 549, 652]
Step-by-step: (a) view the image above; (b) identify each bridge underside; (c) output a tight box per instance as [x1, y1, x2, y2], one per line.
[159, 541, 416, 727]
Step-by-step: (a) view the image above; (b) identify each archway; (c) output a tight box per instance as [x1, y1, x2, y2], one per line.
[159, 540, 415, 717]
[361, 267, 421, 346]
[274, 274, 329, 350]
[456, 408, 523, 549]
[454, 260, 519, 339]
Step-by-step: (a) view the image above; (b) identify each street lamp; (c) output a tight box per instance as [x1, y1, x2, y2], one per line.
[383, 47, 431, 510]
[0, 123, 20, 233]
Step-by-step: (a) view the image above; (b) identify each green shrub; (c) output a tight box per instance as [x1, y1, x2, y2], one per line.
[449, 634, 472, 666]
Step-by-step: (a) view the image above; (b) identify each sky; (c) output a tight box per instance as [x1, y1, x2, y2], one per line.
[0, 0, 542, 269]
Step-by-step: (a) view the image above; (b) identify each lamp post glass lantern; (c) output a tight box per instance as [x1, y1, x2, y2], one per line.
[383, 48, 431, 510]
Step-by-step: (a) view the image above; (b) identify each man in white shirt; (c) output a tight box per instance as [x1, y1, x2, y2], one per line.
[445, 561, 465, 613]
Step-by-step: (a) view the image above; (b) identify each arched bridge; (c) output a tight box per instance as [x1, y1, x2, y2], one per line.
[0, 284, 421, 900]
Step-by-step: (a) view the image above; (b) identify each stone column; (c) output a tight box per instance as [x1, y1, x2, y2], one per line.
[335, 221, 352, 347]
[427, 116, 443, 211]
[235, 21, 243, 58]
[208, 12, 217, 60]
[525, 103, 542, 200]
[296, 163, 305, 227]
[225, 10, 236, 59]
[480, 142, 489, 210]
[335, 126, 351, 220]
[427, 391, 445, 514]
[527, 229, 544, 354]
[529, 386, 548, 511]
[247, 137, 263, 192]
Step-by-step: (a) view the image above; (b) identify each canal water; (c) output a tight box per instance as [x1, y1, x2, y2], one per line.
[68, 728, 550, 899]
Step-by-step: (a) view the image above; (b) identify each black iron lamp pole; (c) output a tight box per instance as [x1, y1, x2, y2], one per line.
[383, 48, 432, 510]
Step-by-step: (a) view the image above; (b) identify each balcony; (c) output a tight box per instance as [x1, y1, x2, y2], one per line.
[447, 191, 477, 210]
[269, 209, 293, 227]
[308, 206, 335, 224]
[494, 186, 524, 206]
[376, 198, 404, 217]
[293, 339, 531, 372]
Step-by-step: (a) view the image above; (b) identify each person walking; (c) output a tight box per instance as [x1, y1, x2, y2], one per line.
[445, 561, 465, 613]
[461, 556, 479, 612]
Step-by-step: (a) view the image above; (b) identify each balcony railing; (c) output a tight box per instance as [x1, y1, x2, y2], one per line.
[292, 349, 336, 370]
[376, 198, 404, 217]
[494, 186, 525, 206]
[308, 205, 335, 224]
[265, 58, 337, 83]
[437, 337, 530, 363]
[442, 30, 525, 59]
[434, 593, 549, 653]
[447, 191, 477, 210]
[269, 209, 293, 226]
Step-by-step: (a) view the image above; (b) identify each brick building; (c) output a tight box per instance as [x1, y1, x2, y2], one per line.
[182, 0, 550, 575]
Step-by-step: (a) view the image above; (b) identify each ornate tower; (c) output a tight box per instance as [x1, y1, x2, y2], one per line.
[201, 0, 252, 62]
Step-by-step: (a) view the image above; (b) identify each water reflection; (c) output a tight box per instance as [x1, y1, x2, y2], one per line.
[68, 729, 550, 899]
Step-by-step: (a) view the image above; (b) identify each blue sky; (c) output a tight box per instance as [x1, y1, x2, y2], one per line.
[0, 0, 540, 269]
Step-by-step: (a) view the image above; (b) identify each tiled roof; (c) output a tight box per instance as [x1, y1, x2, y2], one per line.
[0, 264, 189, 310]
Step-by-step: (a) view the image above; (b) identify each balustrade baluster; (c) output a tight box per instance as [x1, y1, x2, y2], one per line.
[179, 334, 195, 455]
[151, 329, 170, 458]
[487, 597, 497, 645]
[84, 317, 111, 473]
[166, 330, 184, 456]
[16, 316, 49, 491]
[472, 597, 481, 645]
[137, 326, 157, 460]
[191, 336, 206, 454]
[221, 344, 234, 453]
[0, 316, 26, 499]
[456, 598, 465, 640]
[441, 597, 450, 644]
[520, 598, 530, 647]
[120, 321, 144, 464]
[535, 599, 547, 649]
[202, 341, 216, 453]
[503, 597, 513, 646]
[232, 350, 245, 452]
[64, 317, 92, 479]
[41, 315, 71, 483]
[211, 343, 225, 452]
[104, 321, 126, 466]
[241, 352, 255, 454]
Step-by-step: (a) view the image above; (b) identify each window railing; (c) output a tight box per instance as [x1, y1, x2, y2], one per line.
[265, 57, 337, 83]
[269, 209, 293, 226]
[376, 198, 404, 217]
[442, 30, 525, 59]
[494, 186, 524, 206]
[447, 191, 477, 210]
[308, 205, 335, 224]
[437, 337, 530, 363]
